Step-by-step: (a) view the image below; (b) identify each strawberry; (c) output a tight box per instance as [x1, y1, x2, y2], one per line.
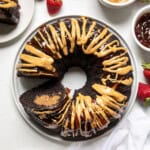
[143, 69, 150, 80]
[137, 82, 150, 106]
[142, 63, 150, 81]
[47, 0, 63, 15]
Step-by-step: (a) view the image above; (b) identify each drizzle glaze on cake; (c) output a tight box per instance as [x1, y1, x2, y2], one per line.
[0, 0, 20, 25]
[0, 0, 17, 8]
[18, 16, 133, 140]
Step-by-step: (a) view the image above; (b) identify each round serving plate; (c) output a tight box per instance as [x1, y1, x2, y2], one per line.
[0, 0, 35, 43]
[12, 15, 138, 142]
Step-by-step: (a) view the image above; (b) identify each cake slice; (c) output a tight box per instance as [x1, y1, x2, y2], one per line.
[20, 81, 71, 130]
[0, 0, 20, 25]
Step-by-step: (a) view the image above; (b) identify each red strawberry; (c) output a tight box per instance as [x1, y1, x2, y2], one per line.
[47, 0, 62, 15]
[137, 82, 150, 106]
[142, 63, 150, 81]
[143, 69, 150, 80]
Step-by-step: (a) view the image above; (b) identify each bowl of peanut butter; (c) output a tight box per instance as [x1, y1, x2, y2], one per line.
[99, 0, 135, 8]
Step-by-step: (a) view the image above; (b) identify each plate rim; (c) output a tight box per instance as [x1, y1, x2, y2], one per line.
[0, 0, 35, 44]
[11, 15, 138, 142]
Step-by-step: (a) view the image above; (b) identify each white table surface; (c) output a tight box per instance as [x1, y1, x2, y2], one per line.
[0, 0, 150, 149]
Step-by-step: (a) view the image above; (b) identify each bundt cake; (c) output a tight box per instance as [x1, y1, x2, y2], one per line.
[17, 16, 134, 140]
[0, 0, 20, 25]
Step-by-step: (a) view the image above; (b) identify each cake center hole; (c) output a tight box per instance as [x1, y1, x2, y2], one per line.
[61, 67, 87, 98]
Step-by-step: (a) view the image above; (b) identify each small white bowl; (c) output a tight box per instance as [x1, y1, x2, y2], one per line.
[99, 0, 135, 9]
[132, 5, 150, 52]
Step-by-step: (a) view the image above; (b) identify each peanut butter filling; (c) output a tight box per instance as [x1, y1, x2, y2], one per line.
[0, 0, 17, 8]
[32, 96, 71, 129]
[34, 95, 60, 106]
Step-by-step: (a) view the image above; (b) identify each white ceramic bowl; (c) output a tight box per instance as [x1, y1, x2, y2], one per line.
[99, 0, 135, 9]
[132, 5, 150, 52]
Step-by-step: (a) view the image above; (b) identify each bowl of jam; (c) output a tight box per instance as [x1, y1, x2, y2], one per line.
[132, 5, 150, 52]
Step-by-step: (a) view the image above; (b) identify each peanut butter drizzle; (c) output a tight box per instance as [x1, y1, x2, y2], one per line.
[78, 94, 98, 130]
[29, 17, 114, 58]
[18, 68, 38, 73]
[32, 110, 52, 115]
[18, 69, 57, 77]
[96, 95, 125, 117]
[34, 95, 60, 106]
[17, 44, 56, 75]
[0, 0, 17, 8]
[83, 95, 103, 129]
[63, 118, 69, 135]
[25, 44, 54, 63]
[20, 54, 54, 71]
[19, 17, 132, 78]
[101, 50, 133, 86]
[75, 96, 82, 130]
[52, 100, 71, 126]
[101, 75, 133, 86]
[102, 52, 133, 75]
[92, 84, 127, 102]
[55, 98, 70, 114]
[62, 92, 126, 136]
[83, 31, 112, 54]
[34, 30, 62, 59]
[55, 102, 71, 125]
[94, 40, 126, 58]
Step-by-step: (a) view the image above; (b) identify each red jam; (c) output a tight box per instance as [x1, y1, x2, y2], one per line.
[135, 13, 150, 48]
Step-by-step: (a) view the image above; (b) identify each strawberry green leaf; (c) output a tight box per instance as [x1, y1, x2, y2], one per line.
[142, 63, 150, 69]
[141, 0, 150, 2]
[144, 97, 150, 107]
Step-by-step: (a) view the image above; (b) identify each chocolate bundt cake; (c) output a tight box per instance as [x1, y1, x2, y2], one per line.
[0, 0, 20, 25]
[17, 16, 134, 140]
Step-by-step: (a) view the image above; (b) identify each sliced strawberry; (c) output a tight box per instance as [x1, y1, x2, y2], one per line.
[137, 82, 150, 106]
[47, 0, 62, 15]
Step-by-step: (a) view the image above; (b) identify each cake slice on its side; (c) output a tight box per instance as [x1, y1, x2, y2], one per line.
[0, 0, 20, 25]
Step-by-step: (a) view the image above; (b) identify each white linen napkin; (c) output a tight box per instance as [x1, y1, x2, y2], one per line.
[66, 103, 150, 150]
